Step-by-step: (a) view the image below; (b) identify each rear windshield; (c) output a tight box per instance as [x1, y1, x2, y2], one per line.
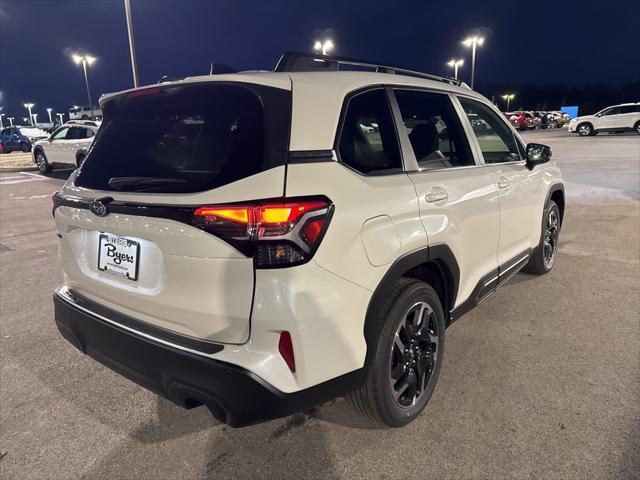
[74, 83, 291, 193]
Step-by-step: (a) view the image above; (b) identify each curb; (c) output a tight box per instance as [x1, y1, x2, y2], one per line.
[0, 166, 39, 172]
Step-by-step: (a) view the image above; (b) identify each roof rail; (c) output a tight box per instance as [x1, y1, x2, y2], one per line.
[274, 51, 462, 86]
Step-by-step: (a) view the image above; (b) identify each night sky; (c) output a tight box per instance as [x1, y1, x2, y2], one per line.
[1, 0, 639, 122]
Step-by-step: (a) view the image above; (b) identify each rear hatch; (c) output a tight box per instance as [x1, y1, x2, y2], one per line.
[54, 78, 291, 344]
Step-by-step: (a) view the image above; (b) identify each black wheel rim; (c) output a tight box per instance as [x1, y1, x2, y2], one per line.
[390, 301, 439, 408]
[543, 209, 559, 268]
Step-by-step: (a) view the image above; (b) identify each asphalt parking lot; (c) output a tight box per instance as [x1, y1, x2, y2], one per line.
[1, 129, 639, 479]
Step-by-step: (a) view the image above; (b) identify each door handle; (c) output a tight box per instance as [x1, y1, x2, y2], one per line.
[497, 176, 510, 190]
[425, 187, 449, 204]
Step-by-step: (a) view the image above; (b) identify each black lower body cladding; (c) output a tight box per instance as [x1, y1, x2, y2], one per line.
[53, 291, 365, 427]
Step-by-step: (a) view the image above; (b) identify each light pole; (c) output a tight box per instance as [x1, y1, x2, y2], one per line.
[8, 117, 14, 126]
[0, 113, 4, 129]
[57, 113, 65, 124]
[46, 108, 53, 124]
[124, 0, 140, 87]
[446, 59, 464, 80]
[502, 94, 515, 111]
[24, 103, 35, 126]
[462, 35, 484, 89]
[32, 113, 38, 126]
[313, 39, 334, 56]
[72, 53, 97, 119]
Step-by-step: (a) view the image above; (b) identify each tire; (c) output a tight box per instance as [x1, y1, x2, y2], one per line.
[634, 121, 640, 135]
[522, 200, 561, 275]
[35, 150, 53, 174]
[519, 125, 526, 131]
[348, 278, 445, 427]
[577, 123, 593, 136]
[81, 115, 89, 120]
[20, 142, 30, 153]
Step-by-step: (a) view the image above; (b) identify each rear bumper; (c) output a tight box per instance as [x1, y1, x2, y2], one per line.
[53, 290, 365, 427]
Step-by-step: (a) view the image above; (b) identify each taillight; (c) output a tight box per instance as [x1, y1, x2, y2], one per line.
[193, 197, 333, 268]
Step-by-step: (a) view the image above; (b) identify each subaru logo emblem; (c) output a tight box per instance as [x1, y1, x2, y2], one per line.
[89, 199, 109, 217]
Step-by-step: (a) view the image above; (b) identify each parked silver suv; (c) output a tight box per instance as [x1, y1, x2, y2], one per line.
[569, 102, 640, 136]
[32, 122, 98, 173]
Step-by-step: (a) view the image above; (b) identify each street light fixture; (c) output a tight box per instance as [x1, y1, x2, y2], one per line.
[24, 103, 35, 126]
[446, 59, 464, 80]
[56, 113, 65, 124]
[462, 35, 484, 89]
[501, 93, 515, 111]
[72, 53, 97, 119]
[313, 39, 334, 56]
[46, 107, 53, 124]
[7, 117, 14, 126]
[22, 117, 28, 124]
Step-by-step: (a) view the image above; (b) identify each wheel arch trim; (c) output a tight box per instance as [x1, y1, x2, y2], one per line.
[362, 244, 460, 366]
[546, 183, 565, 224]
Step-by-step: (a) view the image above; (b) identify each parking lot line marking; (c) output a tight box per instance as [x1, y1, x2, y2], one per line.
[0, 177, 48, 185]
[0, 175, 27, 180]
[19, 171, 47, 178]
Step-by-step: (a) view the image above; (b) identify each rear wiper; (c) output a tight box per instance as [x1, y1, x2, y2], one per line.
[107, 176, 188, 191]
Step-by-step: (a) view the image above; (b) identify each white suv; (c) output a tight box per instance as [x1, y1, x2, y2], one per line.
[52, 52, 565, 427]
[32, 122, 98, 173]
[568, 102, 640, 136]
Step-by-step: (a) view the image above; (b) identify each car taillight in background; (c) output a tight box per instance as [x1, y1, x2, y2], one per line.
[193, 197, 333, 268]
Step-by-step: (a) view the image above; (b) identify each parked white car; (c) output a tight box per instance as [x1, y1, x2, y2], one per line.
[32, 122, 98, 173]
[51, 52, 565, 428]
[568, 102, 640, 136]
[69, 105, 102, 120]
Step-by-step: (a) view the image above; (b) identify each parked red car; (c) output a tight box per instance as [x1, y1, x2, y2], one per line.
[505, 111, 539, 131]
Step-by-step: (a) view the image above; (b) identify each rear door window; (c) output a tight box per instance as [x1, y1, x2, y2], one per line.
[337, 89, 402, 174]
[74, 83, 291, 193]
[67, 127, 85, 140]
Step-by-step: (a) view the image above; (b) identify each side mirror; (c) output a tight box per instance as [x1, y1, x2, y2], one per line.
[526, 143, 552, 168]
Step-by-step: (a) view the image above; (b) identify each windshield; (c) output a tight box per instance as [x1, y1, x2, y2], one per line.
[74, 83, 291, 194]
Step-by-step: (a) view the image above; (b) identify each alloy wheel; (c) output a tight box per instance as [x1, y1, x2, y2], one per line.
[543, 209, 559, 268]
[36, 153, 47, 172]
[390, 301, 439, 407]
[578, 124, 591, 136]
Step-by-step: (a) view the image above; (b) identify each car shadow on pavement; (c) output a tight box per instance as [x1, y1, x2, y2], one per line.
[129, 397, 222, 444]
[77, 397, 347, 479]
